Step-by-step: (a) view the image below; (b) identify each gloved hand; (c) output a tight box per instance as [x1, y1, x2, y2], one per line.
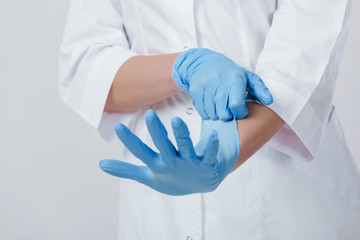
[99, 109, 240, 196]
[172, 48, 273, 120]
[197, 118, 239, 182]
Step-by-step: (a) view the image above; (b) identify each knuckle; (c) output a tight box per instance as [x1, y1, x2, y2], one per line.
[218, 112, 231, 121]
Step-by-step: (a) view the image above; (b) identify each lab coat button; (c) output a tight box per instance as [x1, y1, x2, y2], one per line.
[187, 107, 193, 115]
[186, 236, 193, 240]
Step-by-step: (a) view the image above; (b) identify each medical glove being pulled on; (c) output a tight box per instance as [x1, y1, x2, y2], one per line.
[99, 109, 240, 196]
[172, 48, 273, 120]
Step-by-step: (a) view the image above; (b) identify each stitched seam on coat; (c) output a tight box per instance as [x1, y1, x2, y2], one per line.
[134, 0, 147, 54]
[233, 0, 252, 70]
[255, 152, 267, 240]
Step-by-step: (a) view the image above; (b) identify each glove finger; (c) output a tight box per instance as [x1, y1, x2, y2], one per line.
[202, 131, 219, 166]
[145, 110, 177, 163]
[190, 82, 209, 120]
[228, 79, 248, 119]
[214, 84, 232, 121]
[244, 71, 273, 105]
[115, 122, 158, 168]
[171, 117, 197, 161]
[203, 83, 218, 120]
[99, 159, 152, 184]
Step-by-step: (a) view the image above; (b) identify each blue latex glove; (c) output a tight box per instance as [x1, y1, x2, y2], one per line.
[172, 48, 273, 120]
[99, 110, 239, 196]
[197, 118, 240, 182]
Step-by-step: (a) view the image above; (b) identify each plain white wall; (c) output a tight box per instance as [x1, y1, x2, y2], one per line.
[0, 1, 359, 239]
[0, 1, 120, 239]
[334, 0, 360, 165]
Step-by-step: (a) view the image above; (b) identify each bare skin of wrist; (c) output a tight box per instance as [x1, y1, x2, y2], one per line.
[104, 53, 182, 112]
[104, 53, 285, 172]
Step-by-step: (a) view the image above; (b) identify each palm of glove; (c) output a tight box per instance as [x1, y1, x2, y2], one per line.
[99, 110, 239, 196]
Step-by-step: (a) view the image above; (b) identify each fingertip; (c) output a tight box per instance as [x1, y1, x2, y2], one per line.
[145, 110, 162, 130]
[234, 110, 248, 119]
[269, 97, 273, 104]
[259, 87, 273, 103]
[209, 115, 219, 121]
[263, 97, 273, 105]
[99, 159, 112, 171]
[219, 116, 231, 121]
[114, 123, 126, 135]
[229, 101, 248, 119]
[265, 92, 274, 105]
[171, 116, 183, 128]
[99, 159, 104, 168]
[145, 109, 157, 122]
[99, 160, 123, 178]
[218, 111, 232, 121]
[171, 116, 183, 132]
[172, 116, 191, 139]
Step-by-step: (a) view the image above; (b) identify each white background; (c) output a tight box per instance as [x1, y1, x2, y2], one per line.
[0, 1, 359, 239]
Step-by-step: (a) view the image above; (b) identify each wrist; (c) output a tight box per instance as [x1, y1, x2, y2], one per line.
[167, 52, 183, 94]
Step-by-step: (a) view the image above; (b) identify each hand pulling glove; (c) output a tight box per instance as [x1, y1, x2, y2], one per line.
[172, 48, 273, 120]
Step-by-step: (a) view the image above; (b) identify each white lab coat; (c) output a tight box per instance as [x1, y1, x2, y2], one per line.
[59, 0, 360, 239]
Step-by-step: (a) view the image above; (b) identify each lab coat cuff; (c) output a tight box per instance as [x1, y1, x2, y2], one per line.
[262, 78, 325, 161]
[77, 47, 138, 133]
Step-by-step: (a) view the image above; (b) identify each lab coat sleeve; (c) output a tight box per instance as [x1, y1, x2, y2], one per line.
[255, 0, 353, 161]
[59, 0, 138, 141]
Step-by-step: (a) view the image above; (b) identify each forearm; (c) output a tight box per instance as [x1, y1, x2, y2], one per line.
[104, 52, 283, 171]
[104, 53, 181, 112]
[233, 102, 285, 170]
